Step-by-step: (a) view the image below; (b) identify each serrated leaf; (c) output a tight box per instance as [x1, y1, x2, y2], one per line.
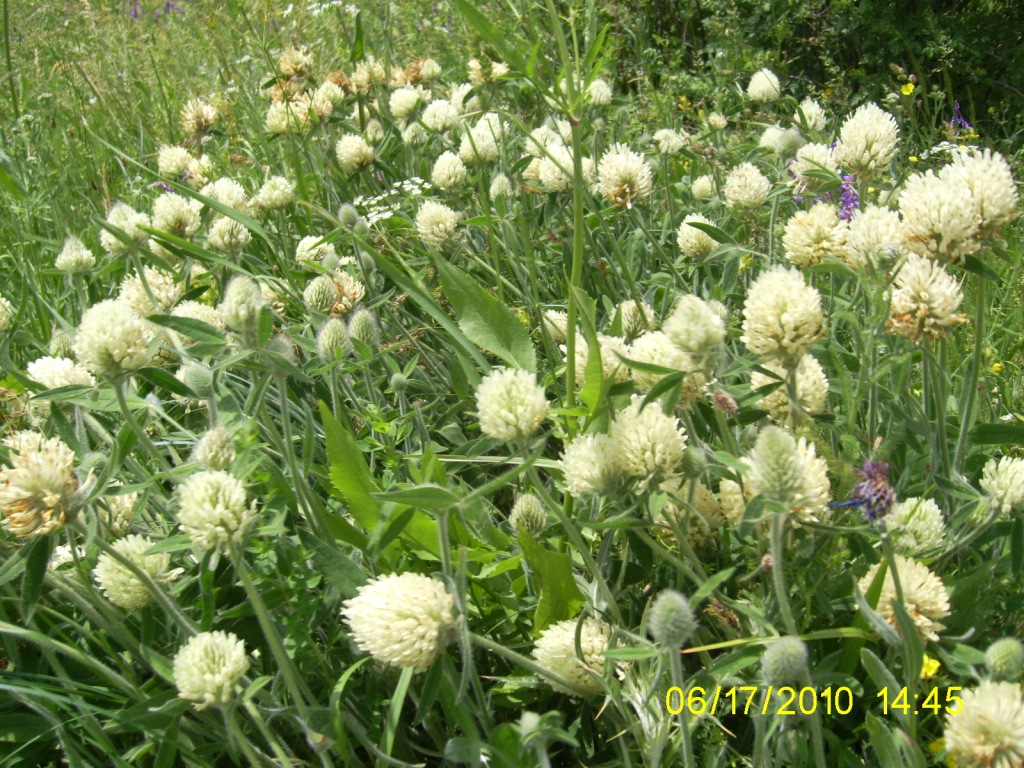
[434, 256, 536, 372]
[319, 401, 380, 531]
[518, 531, 584, 632]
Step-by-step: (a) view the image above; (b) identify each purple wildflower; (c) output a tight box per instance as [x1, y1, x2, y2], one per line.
[832, 460, 895, 521]
[838, 174, 859, 221]
[152, 181, 174, 193]
[949, 101, 972, 134]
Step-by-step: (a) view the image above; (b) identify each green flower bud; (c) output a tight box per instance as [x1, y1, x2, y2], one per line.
[761, 637, 809, 685]
[304, 275, 338, 313]
[317, 318, 350, 361]
[648, 590, 697, 648]
[348, 308, 380, 351]
[986, 638, 1024, 680]
[509, 493, 547, 536]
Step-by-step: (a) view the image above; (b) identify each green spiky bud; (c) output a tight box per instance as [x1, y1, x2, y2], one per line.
[304, 275, 338, 313]
[317, 318, 350, 361]
[509, 493, 547, 537]
[761, 637, 809, 685]
[648, 590, 697, 648]
[986, 638, 1024, 680]
[348, 308, 380, 350]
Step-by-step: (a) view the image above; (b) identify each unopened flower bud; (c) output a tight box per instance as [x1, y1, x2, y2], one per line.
[338, 203, 362, 228]
[681, 447, 707, 479]
[761, 637, 809, 685]
[348, 308, 380, 350]
[509, 493, 547, 536]
[317, 318, 350, 361]
[180, 363, 215, 399]
[193, 424, 235, 471]
[986, 638, 1024, 681]
[648, 590, 697, 648]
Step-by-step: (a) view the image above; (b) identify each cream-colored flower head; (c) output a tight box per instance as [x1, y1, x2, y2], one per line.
[741, 266, 825, 368]
[613, 299, 655, 341]
[450, 82, 481, 115]
[152, 192, 201, 238]
[759, 125, 804, 157]
[981, 457, 1024, 517]
[587, 78, 612, 106]
[677, 214, 719, 260]
[200, 178, 251, 217]
[843, 205, 905, 267]
[509, 493, 547, 536]
[708, 112, 728, 131]
[627, 331, 692, 392]
[73, 299, 156, 377]
[598, 143, 653, 208]
[56, 235, 95, 274]
[0, 432, 79, 538]
[899, 170, 979, 262]
[335, 134, 375, 174]
[422, 99, 459, 132]
[794, 98, 826, 132]
[475, 368, 548, 441]
[834, 103, 899, 178]
[750, 354, 828, 424]
[217, 276, 266, 334]
[183, 156, 212, 190]
[431, 151, 468, 190]
[743, 426, 830, 523]
[342, 572, 455, 672]
[783, 203, 849, 268]
[941, 147, 1019, 236]
[533, 617, 612, 696]
[180, 98, 219, 137]
[193, 424, 236, 471]
[352, 56, 387, 92]
[886, 253, 966, 343]
[944, 681, 1024, 768]
[884, 497, 946, 556]
[207, 218, 252, 253]
[610, 396, 687, 490]
[173, 631, 249, 710]
[176, 470, 257, 554]
[561, 433, 622, 498]
[724, 162, 772, 208]
[311, 81, 344, 119]
[253, 176, 295, 210]
[538, 144, 575, 193]
[526, 124, 564, 158]
[100, 203, 151, 254]
[542, 310, 569, 342]
[266, 99, 312, 134]
[172, 301, 225, 334]
[691, 174, 717, 200]
[401, 121, 428, 146]
[295, 235, 337, 266]
[389, 86, 429, 121]
[653, 129, 686, 155]
[747, 68, 782, 103]
[663, 294, 726, 368]
[0, 296, 10, 332]
[489, 173, 513, 199]
[158, 145, 192, 178]
[789, 143, 840, 193]
[118, 267, 183, 316]
[416, 201, 460, 247]
[568, 333, 630, 385]
[459, 113, 504, 163]
[93, 534, 178, 610]
[278, 46, 313, 78]
[27, 356, 95, 393]
[859, 554, 949, 642]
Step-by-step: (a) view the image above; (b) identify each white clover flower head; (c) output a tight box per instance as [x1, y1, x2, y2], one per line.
[660, 479, 725, 545]
[200, 178, 251, 217]
[489, 173, 513, 199]
[542, 310, 569, 342]
[475, 368, 548, 442]
[422, 99, 459, 132]
[416, 200, 460, 247]
[750, 354, 829, 424]
[561, 433, 622, 498]
[193, 424, 236, 471]
[747, 68, 782, 103]
[431, 150, 468, 190]
[342, 572, 456, 672]
[278, 46, 313, 78]
[176, 470, 256, 554]
[598, 143, 653, 209]
[98, 484, 137, 537]
[173, 631, 249, 710]
[886, 253, 966, 343]
[610, 396, 687, 490]
[158, 145, 192, 178]
[253, 176, 296, 210]
[207, 217, 252, 253]
[707, 112, 728, 131]
[459, 113, 504, 163]
[93, 534, 178, 611]
[759, 125, 804, 157]
[945, 681, 1024, 768]
[741, 265, 825, 369]
[401, 120, 429, 146]
[724, 162, 772, 208]
[843, 205, 905, 267]
[217, 276, 265, 334]
[653, 128, 686, 155]
[899, 170, 980, 262]
[691, 174, 717, 200]
[418, 58, 442, 81]
[537, 144, 575, 193]
[744, 426, 830, 522]
[152, 192, 202, 238]
[676, 214, 719, 260]
[884, 497, 946, 556]
[118, 267, 183, 316]
[364, 118, 385, 144]
[0, 295, 11, 332]
[73, 299, 156, 377]
[55, 235, 95, 274]
[662, 294, 726, 365]
[627, 331, 692, 392]
[180, 98, 219, 137]
[858, 554, 949, 642]
[981, 456, 1024, 517]
[389, 86, 426, 121]
[794, 98, 826, 132]
[295, 234, 337, 266]
[782, 203, 849, 268]
[335, 134, 375, 174]
[533, 617, 612, 696]
[0, 432, 79, 538]
[266, 99, 311, 134]
[987, 639, 1024, 681]
[587, 78, 612, 106]
[568, 333, 630, 384]
[834, 103, 900, 178]
[613, 299, 655, 341]
[183, 156, 212, 190]
[329, 272, 365, 315]
[525, 124, 564, 158]
[788, 142, 840, 193]
[941, 147, 1019, 236]
[450, 82, 480, 115]
[100, 203, 151, 254]
[27, 356, 95, 392]
[317, 317, 350, 361]
[172, 301, 225, 334]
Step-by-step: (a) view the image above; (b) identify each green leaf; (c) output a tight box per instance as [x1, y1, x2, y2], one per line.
[21, 536, 52, 623]
[147, 314, 227, 345]
[373, 484, 462, 509]
[582, 24, 611, 76]
[136, 367, 196, 399]
[969, 423, 1024, 445]
[434, 256, 536, 372]
[569, 285, 604, 415]
[961, 254, 999, 281]
[298, 529, 366, 599]
[865, 713, 903, 768]
[685, 221, 735, 245]
[318, 401, 380, 531]
[352, 11, 364, 61]
[143, 535, 195, 555]
[690, 567, 736, 605]
[518, 531, 584, 632]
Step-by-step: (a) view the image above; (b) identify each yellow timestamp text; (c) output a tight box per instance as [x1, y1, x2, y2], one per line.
[664, 685, 855, 717]
[877, 686, 962, 715]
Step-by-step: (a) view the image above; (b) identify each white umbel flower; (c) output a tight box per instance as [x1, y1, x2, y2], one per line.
[475, 368, 548, 441]
[677, 214, 719, 260]
[750, 354, 829, 423]
[794, 98, 826, 132]
[416, 201, 459, 247]
[610, 396, 687, 490]
[431, 151, 468, 190]
[900, 170, 980, 262]
[844, 205, 905, 267]
[981, 457, 1024, 517]
[859, 554, 949, 642]
[744, 426, 830, 523]
[941, 147, 1019, 236]
[93, 534, 178, 610]
[73, 300, 156, 377]
[944, 681, 1024, 768]
[653, 129, 686, 155]
[176, 470, 257, 554]
[598, 143, 653, 208]
[173, 631, 250, 710]
[0, 432, 78, 538]
[533, 617, 612, 696]
[834, 103, 899, 179]
[100, 203, 151, 254]
[782, 203, 849, 268]
[886, 253, 966, 343]
[741, 266, 825, 368]
[747, 68, 782, 103]
[56, 236, 95, 273]
[335, 134, 374, 174]
[884, 497, 946, 556]
[342, 572, 455, 672]
[724, 162, 772, 208]
[561, 433, 622, 498]
[789, 142, 840, 193]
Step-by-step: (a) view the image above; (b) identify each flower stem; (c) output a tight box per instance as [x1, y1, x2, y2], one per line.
[770, 511, 798, 635]
[953, 273, 986, 475]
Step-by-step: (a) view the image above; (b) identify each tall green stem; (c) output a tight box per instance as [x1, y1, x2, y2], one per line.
[770, 512, 798, 636]
[953, 273, 986, 474]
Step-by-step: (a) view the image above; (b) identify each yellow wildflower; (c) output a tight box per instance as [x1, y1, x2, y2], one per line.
[901, 83, 915, 96]
[921, 654, 940, 679]
[990, 362, 1004, 375]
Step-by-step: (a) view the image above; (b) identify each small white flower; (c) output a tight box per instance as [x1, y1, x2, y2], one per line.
[782, 203, 848, 268]
[944, 681, 1024, 768]
[981, 456, 1024, 517]
[724, 162, 772, 209]
[793, 98, 826, 132]
[176, 470, 257, 554]
[173, 631, 250, 709]
[533, 617, 612, 696]
[741, 266, 825, 368]
[0, 432, 79, 538]
[100, 203, 151, 254]
[788, 143, 840, 193]
[750, 354, 829, 423]
[653, 128, 686, 155]
[747, 68, 782, 103]
[295, 235, 337, 265]
[93, 534, 179, 610]
[834, 103, 899, 178]
[152, 192, 201, 238]
[416, 201, 460, 247]
[676, 214, 719, 260]
[561, 433, 622, 498]
[610, 396, 687, 490]
[884, 497, 946, 555]
[598, 143, 653, 208]
[899, 170, 980, 262]
[73, 299, 156, 377]
[858, 554, 949, 642]
[431, 151, 468, 190]
[253, 176, 295, 210]
[335, 134, 375, 174]
[475, 368, 548, 442]
[886, 253, 966, 343]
